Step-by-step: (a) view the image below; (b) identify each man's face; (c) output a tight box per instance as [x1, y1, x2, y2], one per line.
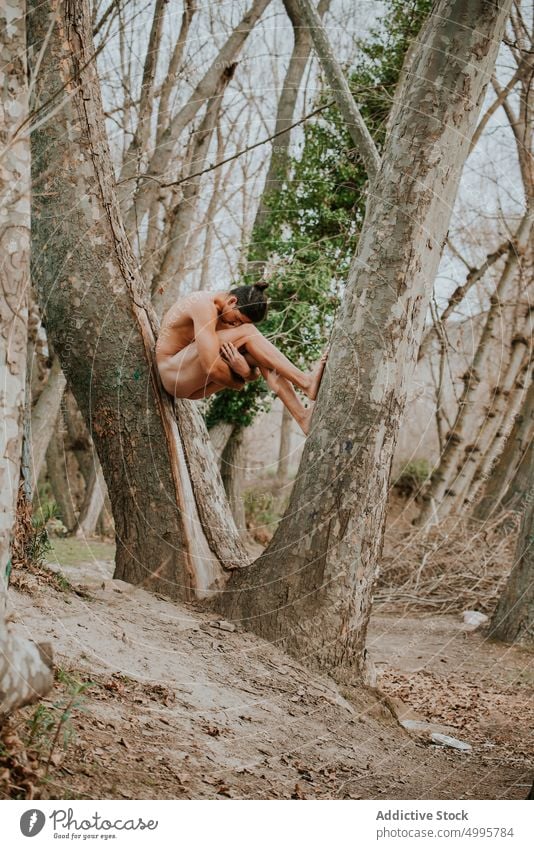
[218, 296, 252, 328]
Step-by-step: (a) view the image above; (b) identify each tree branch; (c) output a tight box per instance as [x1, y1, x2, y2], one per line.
[292, 0, 381, 180]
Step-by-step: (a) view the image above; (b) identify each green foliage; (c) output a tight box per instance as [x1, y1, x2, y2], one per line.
[207, 0, 431, 429]
[25, 669, 94, 780]
[393, 458, 432, 498]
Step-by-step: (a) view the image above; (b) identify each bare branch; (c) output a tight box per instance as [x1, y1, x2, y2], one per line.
[291, 0, 381, 180]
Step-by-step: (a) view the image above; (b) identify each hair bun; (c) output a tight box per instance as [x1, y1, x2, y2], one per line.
[254, 280, 269, 291]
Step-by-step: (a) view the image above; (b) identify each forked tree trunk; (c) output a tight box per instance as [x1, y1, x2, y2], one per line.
[218, 0, 512, 679]
[29, 0, 248, 601]
[249, 0, 330, 270]
[0, 0, 53, 715]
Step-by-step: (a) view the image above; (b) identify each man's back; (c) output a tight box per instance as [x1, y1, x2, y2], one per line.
[156, 292, 216, 360]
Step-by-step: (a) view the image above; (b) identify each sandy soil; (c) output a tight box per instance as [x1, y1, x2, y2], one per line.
[4, 539, 533, 800]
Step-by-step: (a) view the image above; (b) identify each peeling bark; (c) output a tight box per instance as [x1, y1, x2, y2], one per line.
[217, 0, 512, 679]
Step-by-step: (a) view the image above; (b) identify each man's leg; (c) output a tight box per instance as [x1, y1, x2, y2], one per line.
[260, 366, 313, 434]
[216, 325, 327, 400]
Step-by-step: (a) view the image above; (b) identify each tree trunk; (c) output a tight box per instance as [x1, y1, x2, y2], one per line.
[217, 0, 512, 680]
[209, 422, 236, 466]
[475, 372, 534, 519]
[220, 427, 247, 534]
[46, 419, 77, 531]
[490, 454, 534, 645]
[30, 356, 66, 488]
[75, 459, 107, 538]
[248, 0, 330, 272]
[0, 0, 53, 715]
[29, 0, 246, 600]
[293, 0, 380, 180]
[277, 405, 293, 479]
[446, 317, 533, 515]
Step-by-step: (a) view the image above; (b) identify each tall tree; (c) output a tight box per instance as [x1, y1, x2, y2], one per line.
[1, 0, 53, 714]
[29, 0, 248, 601]
[218, 0, 512, 680]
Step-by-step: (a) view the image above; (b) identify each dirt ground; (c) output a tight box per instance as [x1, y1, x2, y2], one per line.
[3, 537, 533, 800]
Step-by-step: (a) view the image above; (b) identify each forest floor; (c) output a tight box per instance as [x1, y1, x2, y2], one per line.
[2, 535, 532, 800]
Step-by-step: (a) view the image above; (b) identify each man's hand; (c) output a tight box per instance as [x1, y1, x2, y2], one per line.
[220, 342, 254, 379]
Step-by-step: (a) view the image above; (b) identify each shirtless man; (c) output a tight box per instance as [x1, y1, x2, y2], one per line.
[155, 283, 327, 434]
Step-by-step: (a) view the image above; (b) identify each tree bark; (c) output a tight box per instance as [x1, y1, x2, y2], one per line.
[217, 0, 512, 679]
[277, 404, 293, 479]
[220, 427, 247, 535]
[29, 356, 66, 488]
[475, 371, 534, 519]
[453, 330, 532, 513]
[209, 422, 236, 466]
[490, 454, 534, 645]
[0, 0, 53, 715]
[46, 418, 77, 531]
[75, 459, 107, 538]
[28, 0, 247, 600]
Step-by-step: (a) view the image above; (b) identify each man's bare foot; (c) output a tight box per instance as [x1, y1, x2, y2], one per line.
[304, 349, 329, 401]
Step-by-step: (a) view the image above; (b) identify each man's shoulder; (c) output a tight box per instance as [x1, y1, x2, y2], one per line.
[167, 291, 215, 321]
[188, 291, 217, 318]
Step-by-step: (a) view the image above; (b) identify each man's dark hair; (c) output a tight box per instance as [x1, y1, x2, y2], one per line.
[229, 281, 269, 324]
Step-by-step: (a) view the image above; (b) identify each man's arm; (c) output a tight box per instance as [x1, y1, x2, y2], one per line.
[192, 302, 244, 390]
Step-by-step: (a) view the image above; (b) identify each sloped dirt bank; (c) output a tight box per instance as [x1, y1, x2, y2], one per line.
[3, 541, 532, 800]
